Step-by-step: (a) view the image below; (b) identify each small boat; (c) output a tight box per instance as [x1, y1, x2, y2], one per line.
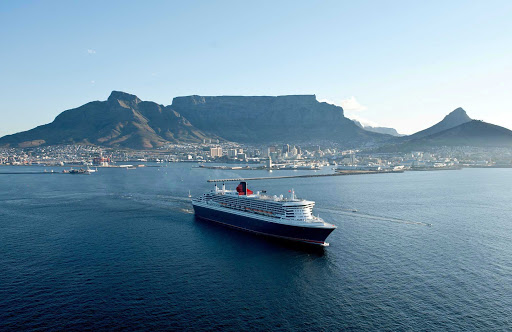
[188, 190, 192, 198]
[87, 167, 98, 173]
[67, 168, 91, 175]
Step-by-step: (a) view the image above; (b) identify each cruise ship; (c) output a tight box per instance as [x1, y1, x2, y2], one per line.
[192, 182, 336, 246]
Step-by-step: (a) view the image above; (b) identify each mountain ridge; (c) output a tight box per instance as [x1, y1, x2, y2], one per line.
[406, 120, 512, 148]
[2, 93, 511, 150]
[406, 107, 472, 140]
[352, 120, 402, 137]
[0, 91, 214, 149]
[0, 91, 387, 149]
[379, 108, 512, 151]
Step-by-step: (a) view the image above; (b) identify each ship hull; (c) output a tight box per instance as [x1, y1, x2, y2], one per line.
[193, 203, 335, 246]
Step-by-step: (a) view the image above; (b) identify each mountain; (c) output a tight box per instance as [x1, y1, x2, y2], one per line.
[0, 91, 213, 149]
[0, 92, 393, 149]
[376, 108, 512, 152]
[352, 120, 402, 136]
[405, 120, 512, 148]
[170, 95, 387, 145]
[408, 107, 472, 140]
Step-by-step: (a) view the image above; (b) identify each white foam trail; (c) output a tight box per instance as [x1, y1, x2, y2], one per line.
[119, 193, 192, 212]
[162, 195, 192, 203]
[316, 207, 432, 227]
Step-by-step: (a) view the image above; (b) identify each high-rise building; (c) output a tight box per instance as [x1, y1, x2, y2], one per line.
[210, 147, 222, 158]
[282, 144, 290, 154]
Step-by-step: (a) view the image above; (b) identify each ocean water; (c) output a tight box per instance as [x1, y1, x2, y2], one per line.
[0, 164, 511, 331]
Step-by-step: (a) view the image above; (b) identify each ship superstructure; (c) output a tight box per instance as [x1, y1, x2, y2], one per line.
[192, 182, 336, 246]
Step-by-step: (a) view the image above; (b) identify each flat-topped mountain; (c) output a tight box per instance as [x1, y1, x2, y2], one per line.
[170, 95, 385, 144]
[408, 107, 472, 140]
[0, 91, 213, 149]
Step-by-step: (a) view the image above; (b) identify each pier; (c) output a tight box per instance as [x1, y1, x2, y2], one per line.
[207, 170, 404, 182]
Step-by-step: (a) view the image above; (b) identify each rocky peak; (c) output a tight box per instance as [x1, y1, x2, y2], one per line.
[443, 107, 471, 123]
[407, 107, 473, 140]
[108, 91, 141, 107]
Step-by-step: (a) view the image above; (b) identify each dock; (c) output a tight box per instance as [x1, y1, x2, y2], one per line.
[207, 170, 403, 182]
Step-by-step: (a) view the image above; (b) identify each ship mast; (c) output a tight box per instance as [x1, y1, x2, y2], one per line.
[290, 188, 296, 200]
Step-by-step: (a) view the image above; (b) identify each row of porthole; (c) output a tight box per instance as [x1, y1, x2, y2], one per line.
[220, 202, 275, 215]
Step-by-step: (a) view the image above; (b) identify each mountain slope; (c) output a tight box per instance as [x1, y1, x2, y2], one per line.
[352, 120, 402, 136]
[381, 120, 512, 152]
[408, 107, 472, 140]
[171, 95, 388, 145]
[0, 91, 213, 149]
[409, 120, 512, 148]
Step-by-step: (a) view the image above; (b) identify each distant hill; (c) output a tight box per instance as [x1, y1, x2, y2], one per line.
[407, 107, 472, 140]
[405, 120, 512, 148]
[352, 120, 402, 136]
[171, 95, 388, 145]
[0, 91, 213, 149]
[377, 108, 512, 151]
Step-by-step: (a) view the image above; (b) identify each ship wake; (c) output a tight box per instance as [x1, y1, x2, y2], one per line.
[316, 207, 432, 227]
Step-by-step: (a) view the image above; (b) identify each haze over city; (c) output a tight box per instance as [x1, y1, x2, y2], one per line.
[1, 0, 511, 137]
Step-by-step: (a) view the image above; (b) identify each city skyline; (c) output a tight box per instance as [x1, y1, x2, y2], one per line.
[1, 0, 511, 136]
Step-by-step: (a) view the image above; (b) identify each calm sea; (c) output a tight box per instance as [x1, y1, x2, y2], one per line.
[1, 164, 511, 331]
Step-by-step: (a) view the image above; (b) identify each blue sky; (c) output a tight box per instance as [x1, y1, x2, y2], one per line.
[1, 0, 511, 136]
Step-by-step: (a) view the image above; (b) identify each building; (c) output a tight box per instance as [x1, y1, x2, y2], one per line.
[93, 156, 110, 167]
[228, 149, 238, 158]
[210, 147, 222, 158]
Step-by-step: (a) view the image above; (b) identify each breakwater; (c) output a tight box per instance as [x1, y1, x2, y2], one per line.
[207, 170, 403, 182]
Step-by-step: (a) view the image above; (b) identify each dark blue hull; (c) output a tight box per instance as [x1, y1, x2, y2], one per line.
[193, 204, 335, 245]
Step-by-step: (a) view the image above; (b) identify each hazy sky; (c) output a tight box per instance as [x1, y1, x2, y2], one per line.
[1, 0, 511, 136]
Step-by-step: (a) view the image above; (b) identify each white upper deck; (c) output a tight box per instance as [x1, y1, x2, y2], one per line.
[193, 182, 325, 224]
[213, 187, 314, 206]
